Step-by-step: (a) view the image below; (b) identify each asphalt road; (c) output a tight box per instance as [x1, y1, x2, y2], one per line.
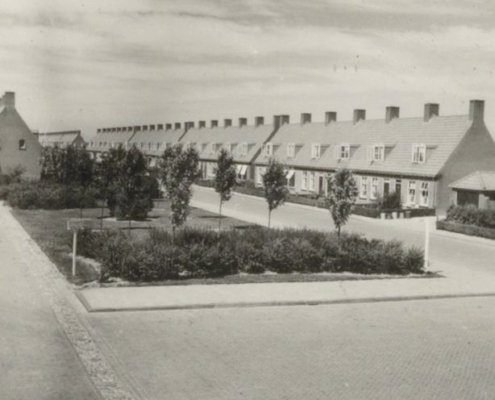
[191, 185, 495, 278]
[88, 297, 495, 400]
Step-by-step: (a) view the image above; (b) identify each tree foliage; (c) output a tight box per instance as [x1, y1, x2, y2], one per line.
[325, 168, 358, 238]
[262, 159, 289, 228]
[158, 144, 201, 230]
[214, 148, 237, 228]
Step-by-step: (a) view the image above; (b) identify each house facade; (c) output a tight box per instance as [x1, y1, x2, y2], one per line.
[178, 117, 276, 181]
[37, 130, 86, 148]
[253, 100, 495, 213]
[0, 92, 42, 179]
[90, 99, 495, 214]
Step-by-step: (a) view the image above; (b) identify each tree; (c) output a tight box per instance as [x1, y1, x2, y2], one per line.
[158, 144, 201, 235]
[97, 145, 127, 216]
[325, 168, 358, 239]
[214, 149, 237, 229]
[114, 146, 155, 221]
[262, 159, 289, 228]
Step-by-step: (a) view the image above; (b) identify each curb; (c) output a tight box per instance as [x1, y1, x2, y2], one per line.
[77, 291, 495, 313]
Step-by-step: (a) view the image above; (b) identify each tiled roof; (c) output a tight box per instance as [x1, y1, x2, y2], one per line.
[87, 130, 136, 152]
[256, 115, 473, 177]
[180, 124, 275, 164]
[128, 127, 184, 156]
[38, 131, 82, 146]
[449, 171, 495, 191]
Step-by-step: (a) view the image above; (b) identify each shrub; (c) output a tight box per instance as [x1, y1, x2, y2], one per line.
[380, 191, 401, 210]
[76, 226, 425, 282]
[5, 182, 97, 210]
[446, 205, 495, 229]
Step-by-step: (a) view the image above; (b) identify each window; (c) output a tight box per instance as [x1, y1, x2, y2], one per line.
[370, 177, 379, 199]
[412, 144, 426, 164]
[286, 169, 296, 188]
[420, 182, 429, 206]
[308, 172, 316, 191]
[360, 176, 368, 198]
[311, 143, 321, 159]
[372, 145, 385, 161]
[209, 143, 216, 154]
[239, 142, 248, 157]
[156, 143, 161, 151]
[339, 144, 350, 160]
[206, 162, 216, 178]
[408, 181, 417, 204]
[257, 167, 266, 185]
[301, 171, 308, 190]
[287, 143, 295, 158]
[264, 142, 273, 157]
[18, 139, 26, 150]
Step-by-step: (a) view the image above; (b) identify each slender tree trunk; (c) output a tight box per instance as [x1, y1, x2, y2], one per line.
[100, 204, 104, 230]
[268, 209, 271, 229]
[128, 218, 131, 236]
[172, 225, 176, 244]
[218, 199, 223, 231]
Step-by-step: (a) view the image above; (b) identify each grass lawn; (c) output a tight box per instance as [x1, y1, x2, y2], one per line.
[12, 200, 436, 287]
[11, 201, 254, 285]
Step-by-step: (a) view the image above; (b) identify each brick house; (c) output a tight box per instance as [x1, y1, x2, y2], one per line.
[37, 130, 86, 148]
[253, 100, 495, 213]
[179, 117, 275, 181]
[0, 92, 42, 179]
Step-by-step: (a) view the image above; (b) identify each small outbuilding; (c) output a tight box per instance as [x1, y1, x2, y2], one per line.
[449, 171, 495, 210]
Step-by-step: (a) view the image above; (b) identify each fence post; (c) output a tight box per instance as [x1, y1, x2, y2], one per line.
[424, 217, 430, 270]
[72, 230, 78, 277]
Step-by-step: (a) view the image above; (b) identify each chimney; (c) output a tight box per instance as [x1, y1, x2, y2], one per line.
[199, 121, 206, 129]
[134, 126, 141, 132]
[385, 106, 400, 123]
[424, 103, 439, 122]
[150, 124, 156, 131]
[1, 92, 15, 109]
[353, 109, 366, 124]
[165, 123, 172, 130]
[174, 122, 181, 130]
[469, 99, 484, 122]
[300, 113, 312, 125]
[224, 119, 232, 127]
[325, 112, 337, 125]
[185, 121, 195, 131]
[239, 118, 247, 127]
[142, 125, 148, 131]
[255, 116, 264, 127]
[128, 126, 133, 131]
[157, 124, 163, 130]
[97, 128, 101, 134]
[273, 115, 282, 129]
[280, 114, 290, 125]
[211, 120, 218, 128]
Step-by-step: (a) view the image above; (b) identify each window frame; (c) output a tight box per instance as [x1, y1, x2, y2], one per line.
[311, 143, 321, 159]
[408, 180, 417, 204]
[287, 143, 295, 158]
[360, 176, 368, 199]
[18, 139, 26, 151]
[420, 181, 429, 206]
[372, 144, 385, 162]
[340, 144, 350, 160]
[370, 177, 379, 200]
[412, 144, 426, 164]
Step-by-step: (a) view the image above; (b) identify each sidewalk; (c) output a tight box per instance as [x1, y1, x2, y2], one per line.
[78, 259, 495, 313]
[0, 203, 136, 400]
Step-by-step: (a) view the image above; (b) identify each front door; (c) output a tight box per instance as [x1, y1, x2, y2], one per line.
[384, 180, 390, 196]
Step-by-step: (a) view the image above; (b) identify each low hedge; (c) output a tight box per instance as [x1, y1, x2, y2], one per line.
[446, 205, 495, 229]
[5, 182, 97, 210]
[77, 227, 425, 282]
[437, 220, 495, 240]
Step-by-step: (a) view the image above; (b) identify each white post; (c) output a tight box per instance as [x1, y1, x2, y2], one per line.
[72, 230, 78, 277]
[424, 217, 430, 270]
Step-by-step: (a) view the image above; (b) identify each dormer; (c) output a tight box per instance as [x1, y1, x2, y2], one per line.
[263, 142, 274, 157]
[411, 143, 426, 164]
[311, 143, 321, 159]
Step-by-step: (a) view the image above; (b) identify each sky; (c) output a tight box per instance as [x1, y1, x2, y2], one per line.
[2, 0, 495, 138]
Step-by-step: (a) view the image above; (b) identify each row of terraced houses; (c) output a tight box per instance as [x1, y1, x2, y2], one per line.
[86, 99, 495, 213]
